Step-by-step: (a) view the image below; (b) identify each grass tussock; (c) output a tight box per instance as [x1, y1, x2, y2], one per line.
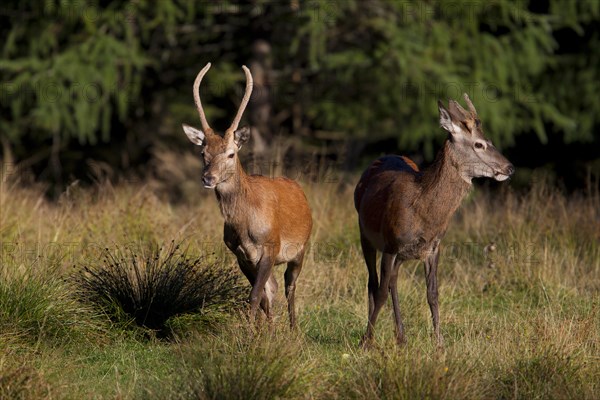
[74, 242, 247, 334]
[492, 346, 585, 400]
[0, 264, 105, 345]
[0, 174, 598, 399]
[0, 363, 49, 400]
[336, 347, 487, 400]
[0, 340, 52, 400]
[160, 323, 318, 400]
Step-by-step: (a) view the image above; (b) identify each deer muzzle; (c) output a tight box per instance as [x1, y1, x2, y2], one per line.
[202, 174, 217, 189]
[494, 163, 515, 181]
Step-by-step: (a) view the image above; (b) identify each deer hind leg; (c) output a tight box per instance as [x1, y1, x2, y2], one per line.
[361, 252, 396, 348]
[424, 245, 442, 347]
[389, 258, 406, 345]
[284, 248, 306, 329]
[359, 230, 378, 321]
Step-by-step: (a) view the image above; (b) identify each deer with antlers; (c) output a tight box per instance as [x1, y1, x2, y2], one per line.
[354, 94, 514, 347]
[182, 63, 312, 327]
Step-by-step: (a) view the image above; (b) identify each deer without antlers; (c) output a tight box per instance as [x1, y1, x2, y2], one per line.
[182, 63, 313, 327]
[354, 94, 514, 347]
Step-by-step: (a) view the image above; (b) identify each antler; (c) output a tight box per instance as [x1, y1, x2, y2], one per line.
[193, 63, 212, 132]
[463, 93, 478, 116]
[227, 65, 254, 133]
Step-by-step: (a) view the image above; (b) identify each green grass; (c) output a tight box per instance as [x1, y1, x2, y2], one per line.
[0, 178, 598, 399]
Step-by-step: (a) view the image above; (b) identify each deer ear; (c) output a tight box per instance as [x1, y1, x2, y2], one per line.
[438, 101, 465, 135]
[182, 124, 205, 146]
[233, 126, 250, 149]
[438, 101, 454, 133]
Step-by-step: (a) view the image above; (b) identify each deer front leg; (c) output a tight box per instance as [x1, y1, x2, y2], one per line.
[248, 248, 275, 323]
[360, 252, 396, 348]
[236, 251, 273, 316]
[424, 244, 442, 347]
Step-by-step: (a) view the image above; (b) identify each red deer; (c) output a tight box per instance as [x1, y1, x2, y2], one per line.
[182, 63, 313, 327]
[354, 94, 514, 346]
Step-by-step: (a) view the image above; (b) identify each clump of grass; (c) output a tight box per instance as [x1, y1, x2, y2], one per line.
[0, 347, 50, 399]
[0, 365, 49, 400]
[336, 345, 487, 400]
[492, 347, 584, 400]
[74, 242, 246, 334]
[163, 323, 317, 400]
[0, 264, 102, 345]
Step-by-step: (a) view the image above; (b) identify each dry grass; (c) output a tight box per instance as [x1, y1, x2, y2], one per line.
[0, 171, 598, 399]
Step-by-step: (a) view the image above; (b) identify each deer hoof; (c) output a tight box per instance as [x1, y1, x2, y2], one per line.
[436, 335, 445, 349]
[359, 335, 373, 350]
[396, 336, 407, 347]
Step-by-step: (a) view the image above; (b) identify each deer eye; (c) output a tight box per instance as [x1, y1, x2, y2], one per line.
[228, 153, 235, 159]
[474, 142, 484, 149]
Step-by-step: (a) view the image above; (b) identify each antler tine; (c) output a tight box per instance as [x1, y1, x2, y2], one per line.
[193, 63, 212, 132]
[228, 65, 254, 133]
[463, 93, 478, 116]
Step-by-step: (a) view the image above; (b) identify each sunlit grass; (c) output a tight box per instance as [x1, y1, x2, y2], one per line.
[0, 175, 598, 399]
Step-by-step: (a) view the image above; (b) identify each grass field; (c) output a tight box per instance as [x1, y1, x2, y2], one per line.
[1, 173, 599, 399]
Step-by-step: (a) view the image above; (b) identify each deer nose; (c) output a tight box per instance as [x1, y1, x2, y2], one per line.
[506, 164, 515, 176]
[202, 174, 216, 188]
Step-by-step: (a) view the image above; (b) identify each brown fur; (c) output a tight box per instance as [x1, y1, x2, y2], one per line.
[355, 142, 470, 261]
[183, 64, 312, 328]
[216, 156, 312, 327]
[354, 95, 514, 347]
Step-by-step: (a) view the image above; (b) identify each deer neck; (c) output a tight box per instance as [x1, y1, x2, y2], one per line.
[214, 159, 251, 223]
[418, 140, 472, 229]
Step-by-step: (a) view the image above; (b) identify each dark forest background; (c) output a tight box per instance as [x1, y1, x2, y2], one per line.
[1, 0, 599, 195]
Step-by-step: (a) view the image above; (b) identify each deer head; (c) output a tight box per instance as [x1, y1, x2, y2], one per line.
[438, 94, 514, 183]
[182, 63, 253, 188]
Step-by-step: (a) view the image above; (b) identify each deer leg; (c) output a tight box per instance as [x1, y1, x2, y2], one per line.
[237, 255, 269, 316]
[284, 249, 305, 329]
[236, 255, 261, 309]
[261, 275, 278, 321]
[236, 255, 256, 284]
[424, 245, 442, 346]
[359, 231, 378, 321]
[361, 252, 396, 348]
[389, 258, 406, 345]
[249, 252, 274, 323]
